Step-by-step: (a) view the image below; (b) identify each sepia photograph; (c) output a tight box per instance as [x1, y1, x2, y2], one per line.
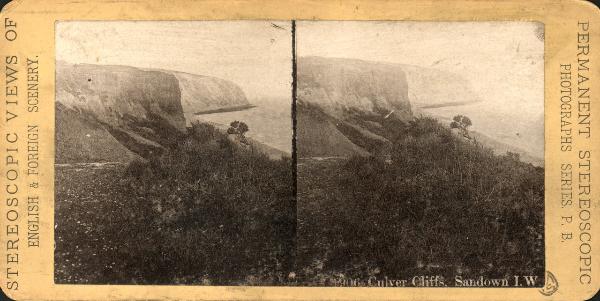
[294, 21, 545, 286]
[3, 0, 600, 299]
[54, 21, 295, 285]
[54, 20, 545, 288]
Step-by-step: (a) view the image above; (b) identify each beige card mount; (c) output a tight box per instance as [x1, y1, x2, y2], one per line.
[0, 0, 599, 300]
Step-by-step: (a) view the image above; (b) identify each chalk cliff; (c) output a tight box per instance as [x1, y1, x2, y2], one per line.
[55, 62, 250, 163]
[171, 71, 249, 121]
[297, 56, 413, 157]
[298, 56, 412, 121]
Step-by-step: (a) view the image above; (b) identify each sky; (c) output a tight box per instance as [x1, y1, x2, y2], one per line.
[56, 21, 293, 102]
[297, 21, 545, 157]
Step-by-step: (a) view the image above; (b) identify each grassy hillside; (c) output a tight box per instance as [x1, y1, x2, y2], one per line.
[416, 110, 544, 166]
[55, 121, 295, 285]
[296, 117, 544, 285]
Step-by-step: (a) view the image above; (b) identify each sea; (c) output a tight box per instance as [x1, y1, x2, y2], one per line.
[189, 99, 293, 155]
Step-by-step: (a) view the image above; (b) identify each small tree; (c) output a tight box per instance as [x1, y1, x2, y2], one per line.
[227, 120, 250, 145]
[450, 115, 472, 139]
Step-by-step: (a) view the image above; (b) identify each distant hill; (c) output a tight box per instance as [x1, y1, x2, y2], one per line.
[169, 70, 249, 121]
[400, 64, 482, 110]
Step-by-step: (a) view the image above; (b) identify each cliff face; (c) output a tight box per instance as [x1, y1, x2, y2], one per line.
[56, 62, 186, 131]
[298, 56, 412, 121]
[401, 65, 481, 109]
[171, 71, 249, 121]
[297, 57, 413, 157]
[55, 62, 249, 163]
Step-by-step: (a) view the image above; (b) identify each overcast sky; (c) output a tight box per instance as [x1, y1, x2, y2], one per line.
[56, 21, 293, 102]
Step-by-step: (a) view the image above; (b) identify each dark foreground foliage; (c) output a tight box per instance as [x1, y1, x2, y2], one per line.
[56, 116, 544, 286]
[55, 122, 295, 285]
[296, 117, 544, 285]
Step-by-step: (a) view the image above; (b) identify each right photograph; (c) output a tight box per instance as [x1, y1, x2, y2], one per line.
[294, 21, 545, 287]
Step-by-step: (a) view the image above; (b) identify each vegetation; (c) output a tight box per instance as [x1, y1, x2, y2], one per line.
[227, 120, 250, 145]
[56, 113, 544, 286]
[55, 121, 295, 285]
[450, 114, 473, 139]
[296, 116, 544, 285]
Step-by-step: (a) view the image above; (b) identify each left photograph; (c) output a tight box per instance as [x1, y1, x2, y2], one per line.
[54, 21, 295, 285]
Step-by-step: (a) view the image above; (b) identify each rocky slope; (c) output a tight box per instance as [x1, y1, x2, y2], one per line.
[55, 102, 143, 163]
[55, 62, 250, 163]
